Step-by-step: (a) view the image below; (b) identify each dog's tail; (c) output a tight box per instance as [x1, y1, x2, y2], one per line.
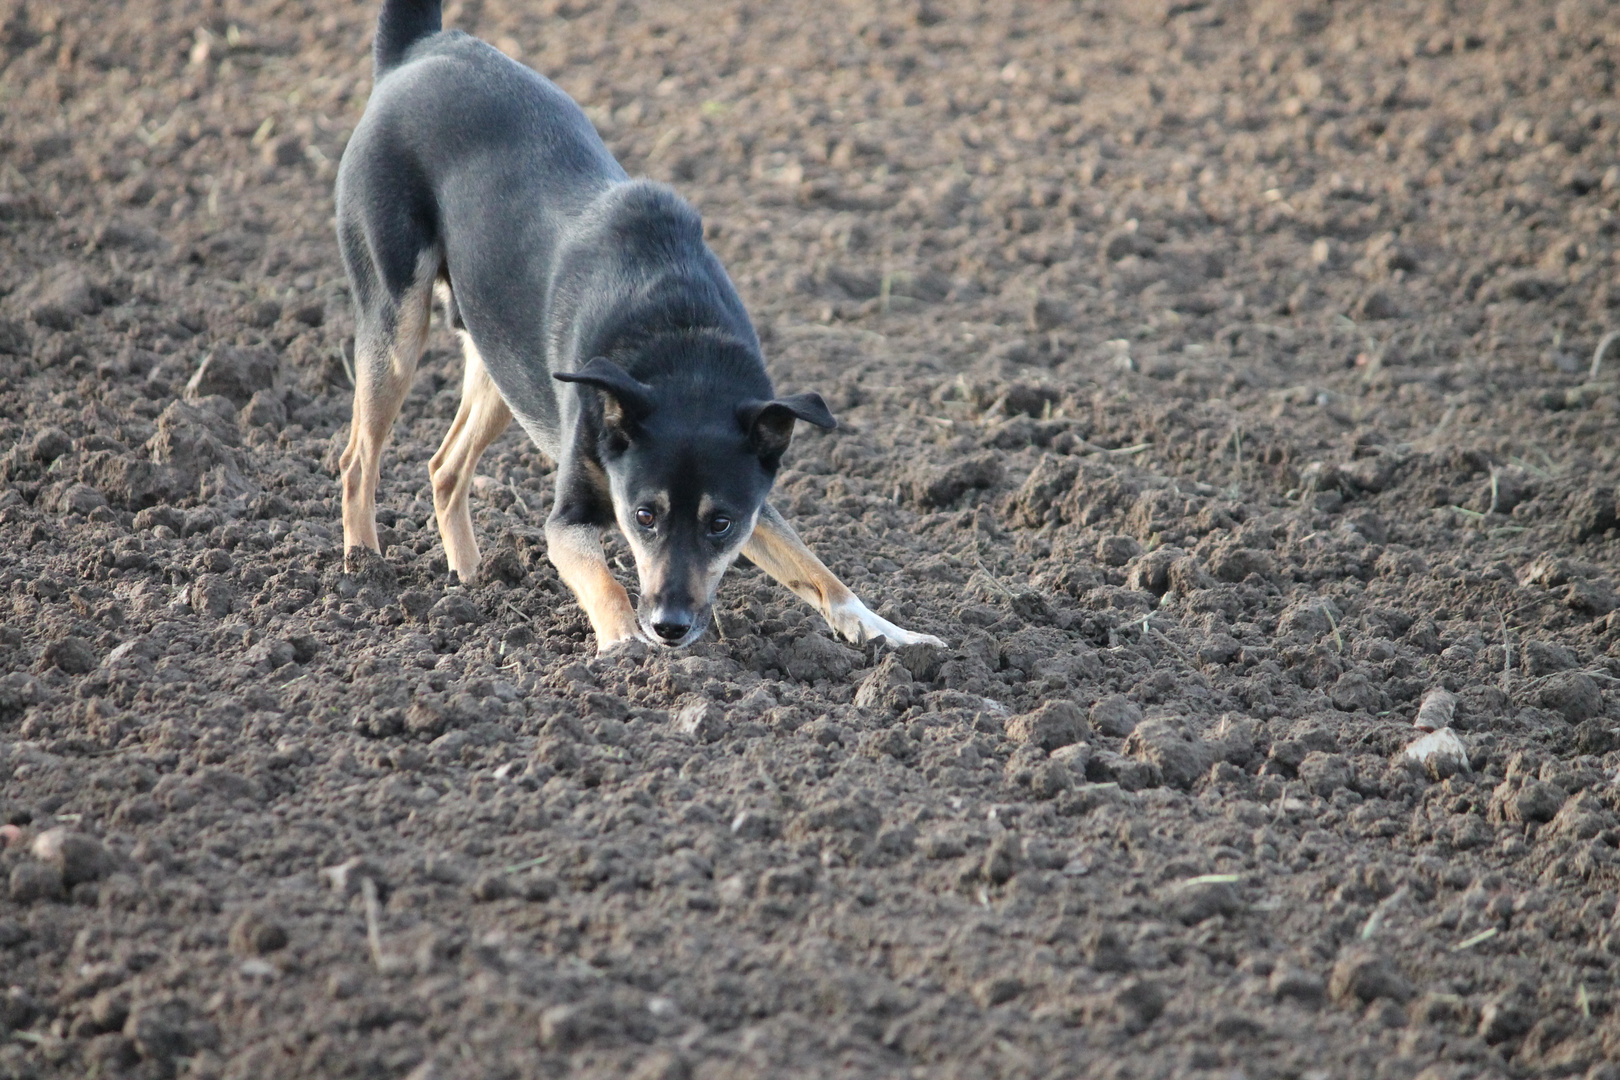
[373, 0, 441, 77]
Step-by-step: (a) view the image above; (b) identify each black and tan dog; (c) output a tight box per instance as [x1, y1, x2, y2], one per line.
[334, 0, 944, 654]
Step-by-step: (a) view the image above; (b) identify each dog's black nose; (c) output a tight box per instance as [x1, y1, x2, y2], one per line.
[652, 616, 693, 643]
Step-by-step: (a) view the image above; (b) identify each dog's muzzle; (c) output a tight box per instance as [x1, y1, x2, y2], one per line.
[643, 607, 705, 648]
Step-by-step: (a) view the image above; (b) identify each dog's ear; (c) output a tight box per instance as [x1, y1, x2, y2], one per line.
[738, 392, 837, 461]
[554, 357, 654, 431]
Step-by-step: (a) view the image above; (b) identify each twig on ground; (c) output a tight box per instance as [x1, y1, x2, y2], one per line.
[362, 876, 388, 972]
[1322, 603, 1343, 654]
[1589, 330, 1619, 380]
[1499, 610, 1512, 695]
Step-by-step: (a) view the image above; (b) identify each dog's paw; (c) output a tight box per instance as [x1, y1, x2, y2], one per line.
[829, 596, 946, 650]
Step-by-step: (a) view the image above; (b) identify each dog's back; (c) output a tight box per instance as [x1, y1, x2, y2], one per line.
[338, 0, 765, 448]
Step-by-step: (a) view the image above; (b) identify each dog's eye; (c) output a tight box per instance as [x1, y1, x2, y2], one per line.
[635, 507, 655, 529]
[708, 515, 731, 537]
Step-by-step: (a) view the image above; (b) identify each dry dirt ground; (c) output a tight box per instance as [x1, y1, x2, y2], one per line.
[4, 0, 1620, 1077]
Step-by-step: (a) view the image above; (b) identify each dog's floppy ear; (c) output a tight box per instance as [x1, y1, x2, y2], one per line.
[738, 392, 837, 461]
[554, 357, 654, 430]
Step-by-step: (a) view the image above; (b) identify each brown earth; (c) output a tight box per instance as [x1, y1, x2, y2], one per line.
[4, 0, 1620, 1077]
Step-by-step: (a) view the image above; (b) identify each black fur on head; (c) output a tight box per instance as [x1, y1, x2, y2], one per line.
[554, 357, 654, 434]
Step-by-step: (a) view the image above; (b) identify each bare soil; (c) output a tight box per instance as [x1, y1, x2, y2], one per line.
[4, 1, 1620, 1077]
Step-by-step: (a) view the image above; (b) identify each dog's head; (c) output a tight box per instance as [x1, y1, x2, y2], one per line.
[555, 356, 835, 647]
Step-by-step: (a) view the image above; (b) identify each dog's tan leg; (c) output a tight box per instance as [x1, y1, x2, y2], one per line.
[545, 521, 643, 653]
[743, 502, 946, 648]
[428, 334, 513, 582]
[339, 269, 434, 559]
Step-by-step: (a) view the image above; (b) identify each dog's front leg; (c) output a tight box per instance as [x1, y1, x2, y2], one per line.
[743, 503, 946, 649]
[545, 520, 644, 654]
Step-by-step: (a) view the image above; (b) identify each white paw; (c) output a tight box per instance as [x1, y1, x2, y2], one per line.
[828, 597, 947, 650]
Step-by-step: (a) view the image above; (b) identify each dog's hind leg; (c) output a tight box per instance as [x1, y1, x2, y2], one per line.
[743, 502, 946, 649]
[339, 250, 436, 560]
[428, 334, 513, 583]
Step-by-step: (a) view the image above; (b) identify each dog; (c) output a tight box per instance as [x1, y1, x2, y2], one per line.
[335, 0, 945, 655]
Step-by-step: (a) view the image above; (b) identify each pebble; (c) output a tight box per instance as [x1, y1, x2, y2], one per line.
[471, 873, 513, 902]
[676, 700, 727, 742]
[1165, 875, 1243, 925]
[1003, 700, 1084, 751]
[31, 827, 111, 886]
[228, 910, 289, 956]
[1089, 695, 1142, 737]
[183, 345, 277, 406]
[1413, 689, 1457, 732]
[1268, 964, 1326, 1007]
[1329, 948, 1414, 1005]
[1402, 729, 1470, 781]
[321, 856, 387, 898]
[8, 862, 62, 903]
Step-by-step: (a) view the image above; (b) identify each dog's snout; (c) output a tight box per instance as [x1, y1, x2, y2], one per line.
[651, 614, 694, 643]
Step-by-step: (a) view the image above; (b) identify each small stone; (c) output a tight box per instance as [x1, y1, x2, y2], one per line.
[1165, 875, 1242, 925]
[31, 828, 111, 886]
[538, 1002, 600, 1050]
[85, 1033, 139, 1072]
[184, 346, 277, 406]
[1297, 751, 1353, 797]
[1269, 965, 1326, 1007]
[1004, 700, 1084, 751]
[1124, 718, 1212, 790]
[471, 872, 512, 902]
[1196, 634, 1241, 665]
[321, 856, 387, 899]
[982, 833, 1022, 885]
[1477, 996, 1534, 1044]
[48, 483, 109, 516]
[1509, 780, 1567, 825]
[1413, 689, 1457, 732]
[43, 636, 97, 674]
[628, 1050, 692, 1080]
[133, 505, 185, 533]
[1049, 742, 1091, 775]
[399, 590, 434, 619]
[1329, 949, 1414, 1005]
[28, 426, 72, 463]
[518, 873, 559, 902]
[428, 592, 481, 625]
[1089, 695, 1142, 737]
[8, 861, 63, 903]
[1536, 672, 1602, 723]
[1096, 535, 1142, 567]
[1402, 728, 1470, 781]
[907, 452, 1002, 508]
[422, 854, 467, 885]
[21, 262, 100, 329]
[1030, 759, 1073, 799]
[972, 976, 1024, 1007]
[189, 574, 235, 618]
[123, 998, 193, 1063]
[228, 910, 289, 956]
[1110, 978, 1166, 1033]
[676, 700, 726, 742]
[240, 389, 287, 430]
[1209, 546, 1275, 582]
